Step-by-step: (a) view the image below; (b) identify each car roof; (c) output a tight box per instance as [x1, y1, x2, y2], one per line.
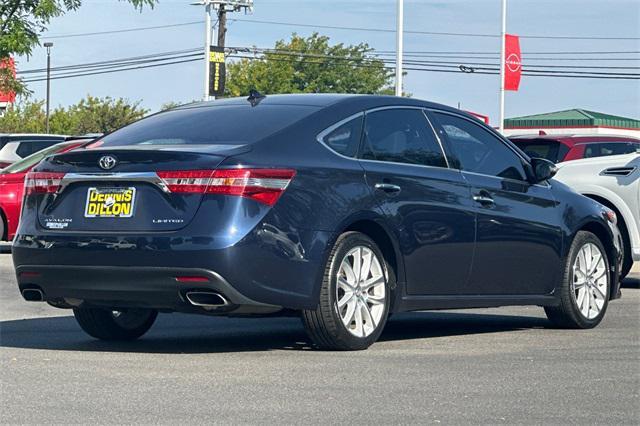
[509, 134, 640, 146]
[176, 93, 465, 115]
[0, 133, 67, 137]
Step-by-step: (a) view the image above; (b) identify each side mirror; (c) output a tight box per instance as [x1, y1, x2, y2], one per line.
[530, 157, 558, 184]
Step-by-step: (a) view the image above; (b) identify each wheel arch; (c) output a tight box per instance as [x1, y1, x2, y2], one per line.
[577, 220, 618, 300]
[583, 193, 631, 257]
[310, 212, 405, 312]
[580, 188, 638, 252]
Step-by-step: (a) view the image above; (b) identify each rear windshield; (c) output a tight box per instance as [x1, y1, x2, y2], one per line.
[510, 139, 569, 163]
[97, 104, 319, 147]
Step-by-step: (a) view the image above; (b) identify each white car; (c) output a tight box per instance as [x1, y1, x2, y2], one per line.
[0, 134, 67, 168]
[554, 153, 640, 278]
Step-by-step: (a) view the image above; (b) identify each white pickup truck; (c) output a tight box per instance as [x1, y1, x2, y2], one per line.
[554, 153, 639, 279]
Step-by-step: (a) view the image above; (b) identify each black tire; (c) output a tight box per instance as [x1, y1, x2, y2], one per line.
[73, 307, 157, 340]
[0, 210, 6, 241]
[545, 231, 610, 329]
[302, 232, 392, 350]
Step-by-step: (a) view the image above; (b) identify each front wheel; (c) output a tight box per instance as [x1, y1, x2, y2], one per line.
[302, 232, 392, 350]
[545, 231, 610, 329]
[73, 307, 158, 340]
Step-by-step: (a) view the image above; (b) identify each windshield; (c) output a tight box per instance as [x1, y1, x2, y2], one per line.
[1, 142, 81, 174]
[96, 104, 319, 147]
[510, 139, 569, 163]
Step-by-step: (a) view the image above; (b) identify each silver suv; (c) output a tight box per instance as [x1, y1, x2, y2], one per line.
[0, 134, 67, 168]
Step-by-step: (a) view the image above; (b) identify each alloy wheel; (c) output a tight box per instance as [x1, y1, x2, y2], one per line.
[572, 243, 609, 320]
[335, 246, 387, 338]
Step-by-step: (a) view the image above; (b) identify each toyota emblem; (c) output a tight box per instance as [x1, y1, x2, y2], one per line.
[98, 155, 118, 170]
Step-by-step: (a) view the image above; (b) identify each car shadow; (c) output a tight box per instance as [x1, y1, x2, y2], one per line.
[621, 274, 639, 289]
[0, 310, 549, 354]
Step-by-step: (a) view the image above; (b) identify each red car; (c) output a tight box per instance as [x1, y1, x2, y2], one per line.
[509, 134, 640, 163]
[0, 141, 85, 241]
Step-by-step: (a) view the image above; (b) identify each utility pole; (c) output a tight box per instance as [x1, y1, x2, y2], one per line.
[217, 6, 227, 49]
[395, 0, 404, 97]
[44, 42, 53, 134]
[191, 0, 253, 101]
[498, 0, 507, 133]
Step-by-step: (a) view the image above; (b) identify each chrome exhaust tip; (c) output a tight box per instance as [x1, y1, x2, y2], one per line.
[185, 291, 229, 309]
[22, 288, 44, 302]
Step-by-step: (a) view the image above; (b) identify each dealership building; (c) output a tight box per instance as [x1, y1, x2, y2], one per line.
[503, 109, 640, 139]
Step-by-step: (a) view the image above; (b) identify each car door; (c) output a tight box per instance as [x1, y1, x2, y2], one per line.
[430, 110, 563, 295]
[358, 107, 476, 296]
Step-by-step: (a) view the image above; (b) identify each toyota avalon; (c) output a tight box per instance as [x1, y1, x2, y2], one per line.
[13, 94, 622, 350]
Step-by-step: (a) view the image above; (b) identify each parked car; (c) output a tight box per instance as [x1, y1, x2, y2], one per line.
[553, 153, 639, 279]
[509, 134, 640, 164]
[0, 140, 87, 241]
[0, 134, 67, 168]
[13, 94, 622, 350]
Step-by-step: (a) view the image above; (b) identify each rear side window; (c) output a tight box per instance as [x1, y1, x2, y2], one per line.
[433, 112, 527, 181]
[584, 142, 639, 158]
[320, 116, 363, 158]
[16, 140, 59, 158]
[361, 109, 446, 167]
[98, 104, 319, 147]
[510, 139, 569, 163]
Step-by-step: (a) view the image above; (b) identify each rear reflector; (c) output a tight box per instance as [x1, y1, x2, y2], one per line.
[19, 271, 41, 278]
[157, 168, 296, 206]
[24, 172, 65, 195]
[175, 276, 210, 283]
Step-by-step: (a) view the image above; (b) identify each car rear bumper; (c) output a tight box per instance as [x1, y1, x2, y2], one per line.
[15, 264, 281, 315]
[12, 226, 335, 311]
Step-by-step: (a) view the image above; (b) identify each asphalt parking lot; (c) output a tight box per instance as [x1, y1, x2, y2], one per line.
[1, 254, 638, 425]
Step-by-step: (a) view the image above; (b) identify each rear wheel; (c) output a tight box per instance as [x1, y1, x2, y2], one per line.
[545, 231, 610, 329]
[73, 307, 157, 340]
[302, 232, 391, 350]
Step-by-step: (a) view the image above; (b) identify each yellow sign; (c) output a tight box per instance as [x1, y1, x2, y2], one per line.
[85, 188, 136, 218]
[209, 46, 226, 96]
[209, 51, 225, 63]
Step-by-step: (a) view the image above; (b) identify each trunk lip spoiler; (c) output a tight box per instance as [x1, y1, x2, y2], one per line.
[59, 172, 170, 193]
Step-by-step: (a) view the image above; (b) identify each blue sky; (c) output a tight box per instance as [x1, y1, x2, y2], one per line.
[16, 0, 640, 124]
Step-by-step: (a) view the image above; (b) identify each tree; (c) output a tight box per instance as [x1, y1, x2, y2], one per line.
[225, 33, 395, 97]
[0, 95, 148, 134]
[0, 0, 156, 95]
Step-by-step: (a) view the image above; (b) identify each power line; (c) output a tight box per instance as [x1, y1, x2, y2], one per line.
[20, 49, 640, 83]
[40, 18, 640, 42]
[229, 18, 640, 41]
[43, 21, 201, 39]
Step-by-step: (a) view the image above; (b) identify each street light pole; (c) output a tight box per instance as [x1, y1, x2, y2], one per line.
[498, 0, 507, 133]
[204, 1, 212, 101]
[44, 42, 53, 133]
[395, 0, 404, 97]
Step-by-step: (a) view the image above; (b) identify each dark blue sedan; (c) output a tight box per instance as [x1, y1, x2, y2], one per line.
[13, 94, 622, 350]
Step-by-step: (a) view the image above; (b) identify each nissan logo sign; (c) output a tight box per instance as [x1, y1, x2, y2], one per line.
[98, 155, 118, 170]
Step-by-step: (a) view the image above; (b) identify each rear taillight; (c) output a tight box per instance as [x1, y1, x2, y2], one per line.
[24, 172, 65, 195]
[157, 168, 296, 206]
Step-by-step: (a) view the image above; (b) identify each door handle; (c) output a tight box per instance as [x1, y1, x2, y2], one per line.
[473, 192, 495, 206]
[374, 183, 401, 194]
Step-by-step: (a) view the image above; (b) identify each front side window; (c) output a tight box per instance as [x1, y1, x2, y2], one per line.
[320, 115, 363, 158]
[361, 109, 446, 167]
[433, 112, 527, 181]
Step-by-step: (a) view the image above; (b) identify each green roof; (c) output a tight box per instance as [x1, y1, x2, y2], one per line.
[505, 109, 640, 129]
